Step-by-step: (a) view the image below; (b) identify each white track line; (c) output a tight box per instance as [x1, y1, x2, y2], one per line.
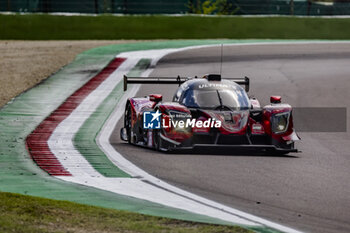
[48, 58, 140, 177]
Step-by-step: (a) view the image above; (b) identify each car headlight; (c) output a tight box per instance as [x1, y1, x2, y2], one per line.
[271, 112, 290, 134]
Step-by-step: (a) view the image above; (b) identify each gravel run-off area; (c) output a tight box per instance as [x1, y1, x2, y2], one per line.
[0, 40, 138, 108]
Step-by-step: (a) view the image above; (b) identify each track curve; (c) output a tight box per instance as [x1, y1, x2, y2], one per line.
[111, 43, 350, 233]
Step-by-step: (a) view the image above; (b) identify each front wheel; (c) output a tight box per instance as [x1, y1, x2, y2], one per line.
[269, 142, 295, 156]
[269, 150, 290, 156]
[152, 129, 160, 151]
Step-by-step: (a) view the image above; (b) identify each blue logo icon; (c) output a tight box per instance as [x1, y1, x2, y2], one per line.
[143, 110, 162, 129]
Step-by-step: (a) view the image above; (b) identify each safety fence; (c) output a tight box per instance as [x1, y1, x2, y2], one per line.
[1, 0, 350, 15]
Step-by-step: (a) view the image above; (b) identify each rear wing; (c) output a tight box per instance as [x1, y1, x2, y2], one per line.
[229, 76, 250, 92]
[123, 75, 188, 91]
[123, 75, 250, 92]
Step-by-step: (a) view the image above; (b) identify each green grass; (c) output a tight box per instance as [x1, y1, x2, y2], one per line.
[0, 192, 251, 233]
[1, 14, 350, 40]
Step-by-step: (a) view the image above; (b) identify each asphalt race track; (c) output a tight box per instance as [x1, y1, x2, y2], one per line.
[111, 43, 350, 233]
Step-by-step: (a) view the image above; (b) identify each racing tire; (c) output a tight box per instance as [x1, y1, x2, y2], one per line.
[124, 103, 132, 144]
[152, 129, 161, 151]
[270, 151, 290, 156]
[269, 142, 295, 156]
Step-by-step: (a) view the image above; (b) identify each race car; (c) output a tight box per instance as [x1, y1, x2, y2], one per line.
[120, 74, 300, 154]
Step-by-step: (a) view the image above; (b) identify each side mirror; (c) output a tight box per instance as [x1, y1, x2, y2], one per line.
[270, 96, 281, 104]
[149, 94, 162, 102]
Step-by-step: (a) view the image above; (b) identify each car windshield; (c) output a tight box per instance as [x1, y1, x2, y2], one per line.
[181, 88, 250, 109]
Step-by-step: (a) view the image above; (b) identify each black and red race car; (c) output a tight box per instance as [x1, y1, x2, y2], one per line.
[120, 74, 300, 154]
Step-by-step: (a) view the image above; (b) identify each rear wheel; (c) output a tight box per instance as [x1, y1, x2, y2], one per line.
[124, 103, 132, 144]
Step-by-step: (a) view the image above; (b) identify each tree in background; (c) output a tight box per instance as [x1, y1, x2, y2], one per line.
[187, 0, 239, 15]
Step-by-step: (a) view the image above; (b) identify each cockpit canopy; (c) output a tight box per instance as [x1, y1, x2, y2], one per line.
[173, 79, 250, 110]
